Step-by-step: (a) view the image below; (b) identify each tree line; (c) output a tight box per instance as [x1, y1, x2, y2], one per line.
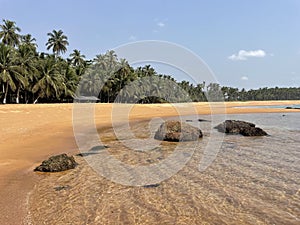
[0, 19, 299, 104]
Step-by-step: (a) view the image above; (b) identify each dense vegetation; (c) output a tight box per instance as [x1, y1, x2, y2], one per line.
[0, 19, 299, 104]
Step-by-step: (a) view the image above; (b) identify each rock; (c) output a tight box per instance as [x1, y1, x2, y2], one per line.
[240, 127, 267, 136]
[90, 145, 109, 151]
[34, 153, 77, 172]
[143, 183, 160, 188]
[54, 185, 71, 191]
[285, 106, 300, 110]
[76, 145, 109, 157]
[215, 120, 267, 136]
[76, 152, 98, 157]
[154, 120, 203, 142]
[198, 118, 210, 122]
[215, 120, 255, 134]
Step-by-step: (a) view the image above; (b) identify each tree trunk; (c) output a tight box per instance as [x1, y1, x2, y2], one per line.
[16, 87, 20, 104]
[24, 91, 28, 104]
[3, 83, 8, 104]
[33, 96, 40, 104]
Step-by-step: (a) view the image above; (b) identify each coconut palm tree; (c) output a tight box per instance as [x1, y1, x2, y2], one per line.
[21, 34, 37, 51]
[15, 44, 37, 103]
[46, 29, 69, 56]
[0, 19, 21, 47]
[79, 69, 103, 98]
[105, 50, 118, 71]
[0, 43, 25, 103]
[69, 49, 88, 76]
[32, 56, 63, 103]
[69, 49, 85, 66]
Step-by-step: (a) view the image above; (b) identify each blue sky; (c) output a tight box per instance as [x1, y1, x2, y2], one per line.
[1, 0, 300, 89]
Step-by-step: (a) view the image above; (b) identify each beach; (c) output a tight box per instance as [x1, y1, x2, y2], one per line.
[1, 100, 300, 224]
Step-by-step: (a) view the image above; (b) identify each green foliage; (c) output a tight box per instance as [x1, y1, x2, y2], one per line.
[0, 18, 299, 104]
[0, 19, 21, 47]
[46, 30, 69, 56]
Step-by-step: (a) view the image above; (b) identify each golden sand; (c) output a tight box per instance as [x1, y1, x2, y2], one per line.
[0, 100, 300, 224]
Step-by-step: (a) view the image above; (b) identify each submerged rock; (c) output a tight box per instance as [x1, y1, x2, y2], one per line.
[76, 145, 109, 157]
[285, 106, 300, 110]
[198, 118, 210, 122]
[54, 185, 71, 191]
[34, 153, 77, 172]
[143, 183, 160, 188]
[154, 120, 203, 142]
[215, 120, 267, 136]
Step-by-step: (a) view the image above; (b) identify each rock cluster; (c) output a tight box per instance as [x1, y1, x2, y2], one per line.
[214, 120, 268, 136]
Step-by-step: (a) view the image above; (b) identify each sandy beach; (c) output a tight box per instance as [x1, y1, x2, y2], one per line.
[1, 100, 300, 224]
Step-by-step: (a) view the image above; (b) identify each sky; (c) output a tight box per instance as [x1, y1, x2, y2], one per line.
[1, 0, 300, 89]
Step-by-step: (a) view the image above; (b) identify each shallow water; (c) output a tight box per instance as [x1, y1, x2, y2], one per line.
[29, 113, 300, 224]
[234, 104, 300, 109]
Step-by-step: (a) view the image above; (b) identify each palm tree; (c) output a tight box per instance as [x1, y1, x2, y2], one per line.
[79, 71, 102, 98]
[142, 65, 156, 77]
[21, 34, 37, 50]
[69, 49, 88, 76]
[0, 43, 25, 103]
[32, 57, 63, 103]
[60, 63, 78, 100]
[106, 50, 118, 70]
[46, 29, 69, 56]
[15, 44, 37, 103]
[0, 19, 21, 47]
[207, 83, 223, 102]
[69, 49, 85, 66]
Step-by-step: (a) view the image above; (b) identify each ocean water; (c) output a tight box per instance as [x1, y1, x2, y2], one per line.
[28, 113, 300, 225]
[234, 104, 300, 109]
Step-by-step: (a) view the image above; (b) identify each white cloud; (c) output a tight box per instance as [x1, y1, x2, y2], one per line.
[157, 22, 165, 27]
[228, 49, 266, 61]
[128, 35, 137, 41]
[241, 76, 249, 81]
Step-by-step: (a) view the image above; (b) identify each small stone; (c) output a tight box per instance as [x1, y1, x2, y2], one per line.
[54, 185, 71, 191]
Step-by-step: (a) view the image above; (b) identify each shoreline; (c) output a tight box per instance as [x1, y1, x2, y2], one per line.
[1, 100, 300, 224]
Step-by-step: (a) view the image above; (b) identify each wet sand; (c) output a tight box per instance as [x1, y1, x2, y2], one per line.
[1, 100, 300, 224]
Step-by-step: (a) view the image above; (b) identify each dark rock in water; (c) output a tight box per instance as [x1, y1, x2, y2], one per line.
[215, 120, 267, 136]
[34, 154, 77, 172]
[154, 120, 203, 142]
[76, 145, 109, 157]
[285, 106, 300, 110]
[54, 185, 71, 191]
[240, 127, 268, 136]
[90, 145, 109, 151]
[143, 183, 160, 188]
[198, 118, 210, 122]
[76, 152, 99, 157]
[146, 159, 155, 163]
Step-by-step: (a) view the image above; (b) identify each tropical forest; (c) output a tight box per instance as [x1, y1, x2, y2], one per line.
[0, 19, 299, 104]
